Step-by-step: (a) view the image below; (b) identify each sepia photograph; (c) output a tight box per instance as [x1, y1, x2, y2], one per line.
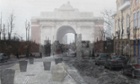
[0, 0, 140, 84]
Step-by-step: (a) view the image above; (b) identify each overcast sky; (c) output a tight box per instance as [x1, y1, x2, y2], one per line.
[0, 0, 116, 40]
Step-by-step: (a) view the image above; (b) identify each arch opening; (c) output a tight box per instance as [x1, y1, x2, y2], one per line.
[56, 26, 76, 44]
[62, 33, 75, 44]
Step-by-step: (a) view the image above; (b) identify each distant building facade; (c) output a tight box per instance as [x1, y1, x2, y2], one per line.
[113, 0, 131, 55]
[113, 0, 140, 63]
[31, 2, 104, 46]
[131, 0, 140, 63]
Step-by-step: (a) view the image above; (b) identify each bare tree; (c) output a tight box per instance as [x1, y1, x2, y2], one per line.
[93, 17, 104, 42]
[8, 13, 15, 40]
[25, 20, 28, 41]
[25, 20, 31, 58]
[25, 20, 30, 41]
[0, 13, 2, 40]
[99, 27, 113, 41]
[99, 26, 105, 41]
[2, 24, 6, 40]
[28, 22, 30, 41]
[101, 9, 114, 39]
[95, 17, 107, 41]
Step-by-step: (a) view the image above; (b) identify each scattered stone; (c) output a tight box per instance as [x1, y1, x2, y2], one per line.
[1, 69, 15, 84]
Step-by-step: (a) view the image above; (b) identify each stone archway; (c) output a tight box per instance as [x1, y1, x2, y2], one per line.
[56, 26, 76, 44]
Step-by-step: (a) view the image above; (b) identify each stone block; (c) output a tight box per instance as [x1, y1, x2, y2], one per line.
[29, 57, 34, 64]
[43, 62, 51, 70]
[19, 60, 28, 72]
[51, 63, 67, 82]
[1, 69, 15, 84]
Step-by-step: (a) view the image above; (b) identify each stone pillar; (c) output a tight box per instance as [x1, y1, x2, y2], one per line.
[76, 34, 82, 60]
[89, 42, 93, 57]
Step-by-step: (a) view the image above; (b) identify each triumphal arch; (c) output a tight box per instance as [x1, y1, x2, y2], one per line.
[31, 2, 103, 46]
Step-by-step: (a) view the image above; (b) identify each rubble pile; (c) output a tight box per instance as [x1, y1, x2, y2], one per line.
[65, 58, 140, 84]
[97, 71, 140, 84]
[72, 59, 105, 78]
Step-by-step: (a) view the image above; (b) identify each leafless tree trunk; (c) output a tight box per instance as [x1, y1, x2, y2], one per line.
[28, 23, 30, 41]
[25, 20, 28, 41]
[2, 24, 6, 40]
[8, 13, 15, 40]
[99, 27, 105, 41]
[121, 11, 124, 55]
[0, 13, 2, 40]
[25, 20, 31, 58]
[25, 20, 30, 41]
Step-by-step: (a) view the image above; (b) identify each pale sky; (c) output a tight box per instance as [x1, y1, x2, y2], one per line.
[0, 0, 116, 40]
